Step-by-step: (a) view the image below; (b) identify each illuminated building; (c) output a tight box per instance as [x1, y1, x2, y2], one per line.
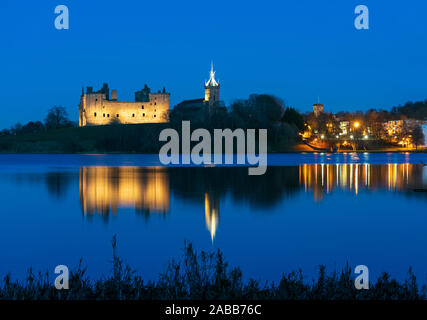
[174, 63, 225, 120]
[204, 62, 220, 108]
[313, 103, 324, 117]
[79, 83, 169, 126]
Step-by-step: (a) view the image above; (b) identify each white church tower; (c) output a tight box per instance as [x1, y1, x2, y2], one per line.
[204, 62, 220, 107]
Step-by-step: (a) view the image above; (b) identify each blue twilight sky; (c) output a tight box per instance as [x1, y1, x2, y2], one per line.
[0, 0, 426, 128]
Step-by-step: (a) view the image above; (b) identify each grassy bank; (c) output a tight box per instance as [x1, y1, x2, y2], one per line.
[0, 124, 169, 153]
[0, 238, 425, 300]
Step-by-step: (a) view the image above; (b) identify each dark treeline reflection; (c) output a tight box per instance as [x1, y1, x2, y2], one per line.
[169, 166, 300, 208]
[4, 171, 75, 199]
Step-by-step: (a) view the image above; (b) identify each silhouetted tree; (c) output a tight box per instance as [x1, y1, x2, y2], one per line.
[21, 121, 45, 134]
[411, 126, 425, 150]
[45, 106, 73, 130]
[282, 107, 304, 130]
[11, 122, 23, 135]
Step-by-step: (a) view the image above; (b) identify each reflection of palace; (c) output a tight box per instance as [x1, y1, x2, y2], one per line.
[299, 163, 426, 201]
[79, 167, 170, 217]
[204, 192, 220, 242]
[78, 166, 221, 240]
[76, 164, 425, 235]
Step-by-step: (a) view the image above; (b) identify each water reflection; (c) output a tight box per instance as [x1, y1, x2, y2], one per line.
[205, 192, 220, 242]
[75, 164, 426, 239]
[4, 164, 425, 240]
[300, 164, 426, 201]
[79, 167, 170, 220]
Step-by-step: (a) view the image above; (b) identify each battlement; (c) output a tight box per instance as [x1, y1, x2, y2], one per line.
[79, 83, 170, 126]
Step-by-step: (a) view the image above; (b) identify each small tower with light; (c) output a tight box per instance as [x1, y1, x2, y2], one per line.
[204, 62, 220, 107]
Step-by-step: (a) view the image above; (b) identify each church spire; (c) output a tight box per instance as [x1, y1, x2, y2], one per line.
[205, 61, 219, 87]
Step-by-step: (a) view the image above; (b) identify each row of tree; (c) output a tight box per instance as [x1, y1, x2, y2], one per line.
[170, 94, 304, 151]
[0, 106, 75, 136]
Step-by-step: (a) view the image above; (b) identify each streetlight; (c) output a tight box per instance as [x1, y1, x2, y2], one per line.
[354, 121, 360, 128]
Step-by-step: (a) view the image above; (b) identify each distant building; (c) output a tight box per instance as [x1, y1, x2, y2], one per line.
[174, 63, 225, 122]
[422, 123, 427, 147]
[313, 103, 324, 117]
[339, 121, 350, 135]
[383, 120, 404, 136]
[204, 63, 220, 109]
[79, 83, 170, 127]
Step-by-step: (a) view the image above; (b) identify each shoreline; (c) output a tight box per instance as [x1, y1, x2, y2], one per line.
[0, 150, 426, 155]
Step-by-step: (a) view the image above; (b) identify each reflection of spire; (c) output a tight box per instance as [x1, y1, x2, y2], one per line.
[204, 192, 219, 242]
[205, 62, 219, 87]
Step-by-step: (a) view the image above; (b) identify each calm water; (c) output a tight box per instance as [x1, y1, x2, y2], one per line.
[0, 153, 426, 283]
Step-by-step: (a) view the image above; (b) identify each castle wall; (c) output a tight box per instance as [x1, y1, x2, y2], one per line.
[79, 92, 169, 126]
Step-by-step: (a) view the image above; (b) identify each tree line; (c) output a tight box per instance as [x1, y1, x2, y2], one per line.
[0, 106, 75, 136]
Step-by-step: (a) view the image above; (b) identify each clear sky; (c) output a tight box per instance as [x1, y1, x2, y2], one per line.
[0, 0, 426, 128]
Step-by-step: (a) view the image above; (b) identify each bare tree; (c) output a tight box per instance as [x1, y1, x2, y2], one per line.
[45, 106, 73, 130]
[411, 125, 425, 150]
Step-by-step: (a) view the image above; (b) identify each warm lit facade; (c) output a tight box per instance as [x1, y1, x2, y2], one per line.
[204, 63, 220, 107]
[79, 83, 170, 127]
[383, 120, 404, 136]
[313, 103, 324, 117]
[339, 121, 350, 135]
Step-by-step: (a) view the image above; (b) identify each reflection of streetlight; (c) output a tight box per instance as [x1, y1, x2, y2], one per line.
[354, 121, 360, 128]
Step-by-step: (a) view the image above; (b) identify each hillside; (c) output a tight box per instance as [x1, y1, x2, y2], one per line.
[0, 124, 169, 153]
